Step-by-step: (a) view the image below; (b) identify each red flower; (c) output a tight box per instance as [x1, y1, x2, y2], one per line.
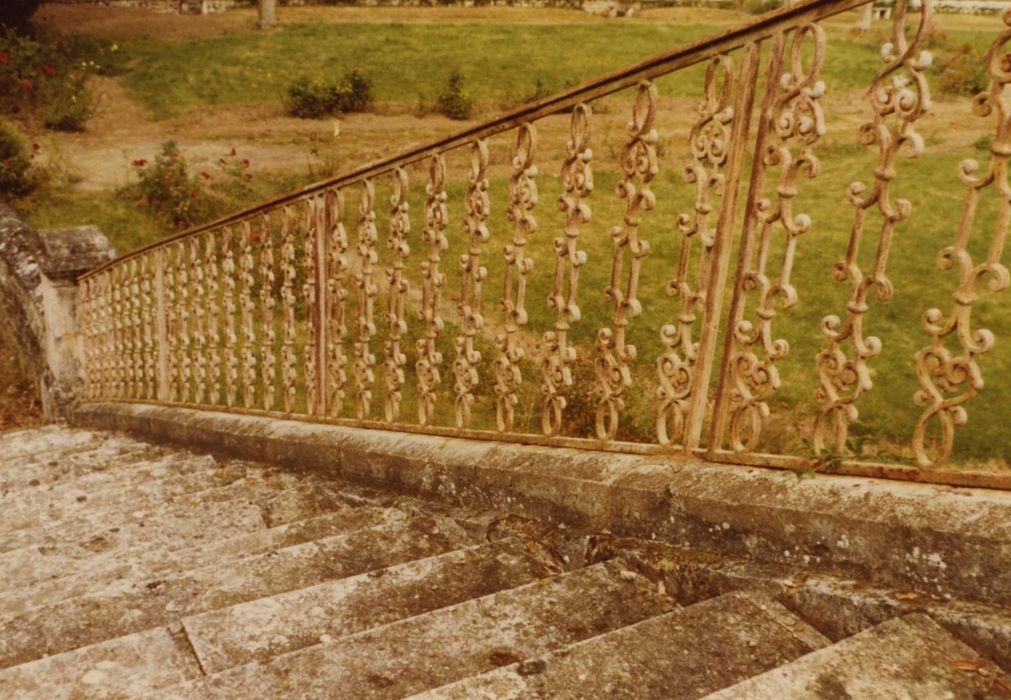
[43, 65, 56, 75]
[132, 159, 147, 167]
[19, 80, 32, 92]
[0, 52, 10, 65]
[241, 158, 249, 168]
[200, 171, 212, 180]
[243, 173, 253, 180]
[229, 147, 236, 157]
[3, 160, 12, 169]
[189, 191, 198, 199]
[31, 143, 40, 151]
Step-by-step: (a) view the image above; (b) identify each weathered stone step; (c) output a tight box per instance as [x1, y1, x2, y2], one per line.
[0, 504, 403, 616]
[413, 591, 830, 700]
[0, 468, 346, 556]
[0, 439, 194, 499]
[0, 624, 201, 700]
[0, 426, 105, 465]
[0, 457, 251, 534]
[0, 513, 474, 669]
[152, 560, 674, 699]
[183, 538, 557, 673]
[705, 613, 1008, 699]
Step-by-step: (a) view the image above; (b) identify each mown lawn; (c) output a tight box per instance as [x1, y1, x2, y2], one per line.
[114, 16, 987, 119]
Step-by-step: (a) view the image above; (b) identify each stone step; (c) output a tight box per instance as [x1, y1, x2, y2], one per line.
[413, 590, 830, 700]
[0, 457, 251, 534]
[0, 625, 201, 700]
[0, 431, 175, 484]
[183, 537, 557, 673]
[152, 560, 675, 699]
[0, 504, 403, 616]
[705, 613, 1008, 699]
[0, 468, 347, 556]
[0, 426, 106, 465]
[0, 439, 195, 499]
[0, 513, 475, 668]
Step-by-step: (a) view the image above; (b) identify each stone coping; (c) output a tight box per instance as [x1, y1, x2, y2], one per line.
[73, 402, 1011, 607]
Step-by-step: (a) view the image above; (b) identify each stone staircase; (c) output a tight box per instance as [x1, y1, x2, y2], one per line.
[1, 426, 1007, 699]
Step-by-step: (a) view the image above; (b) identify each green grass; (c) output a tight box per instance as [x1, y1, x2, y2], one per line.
[114, 20, 919, 119]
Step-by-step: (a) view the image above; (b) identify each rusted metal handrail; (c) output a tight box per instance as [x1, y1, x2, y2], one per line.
[76, 0, 1011, 490]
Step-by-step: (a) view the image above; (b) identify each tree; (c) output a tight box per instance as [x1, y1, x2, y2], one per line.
[853, 3, 873, 32]
[0, 0, 43, 29]
[258, 0, 276, 30]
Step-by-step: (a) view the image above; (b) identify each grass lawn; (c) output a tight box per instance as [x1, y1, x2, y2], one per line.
[15, 4, 1011, 469]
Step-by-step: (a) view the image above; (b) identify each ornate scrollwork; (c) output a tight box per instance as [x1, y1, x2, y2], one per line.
[129, 258, 143, 400]
[326, 188, 350, 418]
[222, 226, 239, 407]
[385, 168, 410, 423]
[259, 213, 277, 410]
[280, 207, 298, 412]
[595, 81, 658, 441]
[304, 198, 320, 415]
[354, 180, 379, 419]
[190, 236, 207, 405]
[726, 25, 826, 451]
[417, 154, 448, 426]
[657, 55, 735, 445]
[164, 248, 178, 402]
[813, 0, 932, 454]
[542, 104, 592, 436]
[204, 233, 221, 405]
[495, 124, 538, 432]
[913, 7, 1009, 467]
[176, 242, 191, 403]
[454, 140, 491, 428]
[240, 221, 258, 410]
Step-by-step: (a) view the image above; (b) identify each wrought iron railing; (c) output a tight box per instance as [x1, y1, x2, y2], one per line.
[77, 0, 1011, 488]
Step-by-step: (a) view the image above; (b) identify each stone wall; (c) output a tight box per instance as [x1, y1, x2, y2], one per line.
[0, 204, 114, 419]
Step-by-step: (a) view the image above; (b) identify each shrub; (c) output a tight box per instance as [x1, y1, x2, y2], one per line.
[0, 0, 42, 30]
[132, 141, 213, 228]
[437, 69, 473, 120]
[284, 70, 372, 119]
[935, 43, 988, 97]
[0, 117, 38, 196]
[42, 75, 94, 132]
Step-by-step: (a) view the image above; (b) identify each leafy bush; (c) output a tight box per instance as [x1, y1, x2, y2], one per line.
[0, 117, 38, 196]
[284, 70, 372, 119]
[42, 75, 94, 132]
[129, 143, 261, 228]
[0, 28, 120, 130]
[132, 141, 214, 228]
[0, 0, 42, 30]
[437, 69, 473, 120]
[935, 43, 988, 97]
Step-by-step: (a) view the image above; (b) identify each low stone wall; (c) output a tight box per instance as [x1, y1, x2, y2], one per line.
[0, 204, 113, 418]
[75, 401, 1011, 610]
